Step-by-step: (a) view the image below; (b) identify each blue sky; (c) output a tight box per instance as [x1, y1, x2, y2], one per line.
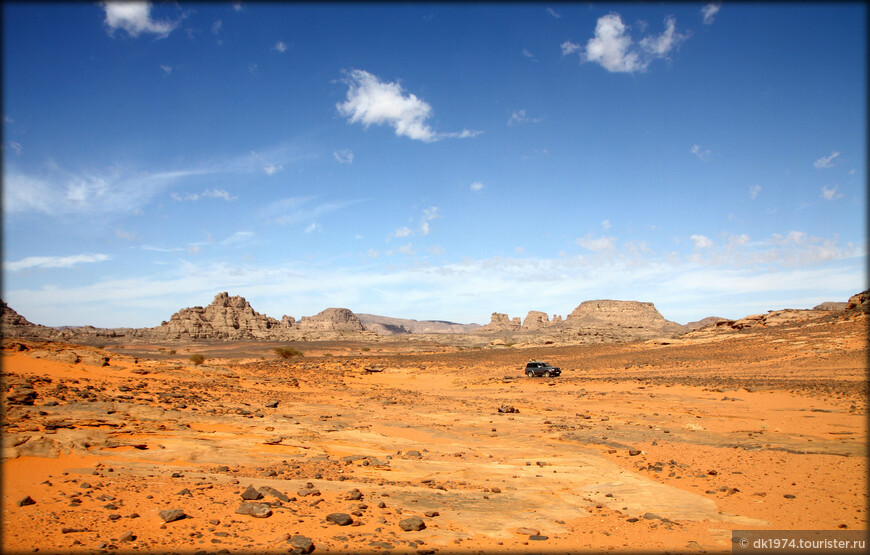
[2, 2, 866, 328]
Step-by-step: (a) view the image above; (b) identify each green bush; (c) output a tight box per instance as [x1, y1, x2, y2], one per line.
[189, 354, 205, 366]
[274, 346, 304, 359]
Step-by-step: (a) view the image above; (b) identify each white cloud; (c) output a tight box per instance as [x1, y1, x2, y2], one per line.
[263, 197, 364, 227]
[701, 4, 721, 25]
[115, 228, 137, 240]
[103, 1, 179, 38]
[232, 3, 243, 11]
[3, 115, 13, 123]
[305, 222, 320, 234]
[263, 164, 283, 175]
[508, 109, 541, 126]
[639, 16, 686, 57]
[814, 151, 840, 169]
[395, 226, 412, 238]
[273, 41, 287, 53]
[547, 8, 561, 19]
[601, 220, 612, 231]
[336, 69, 479, 142]
[749, 184, 762, 199]
[690, 234, 714, 248]
[221, 231, 254, 246]
[212, 20, 222, 34]
[522, 48, 537, 61]
[7, 141, 22, 155]
[170, 188, 237, 202]
[470, 181, 484, 192]
[398, 244, 415, 255]
[821, 184, 843, 200]
[690, 144, 711, 160]
[561, 40, 582, 56]
[569, 13, 688, 73]
[6, 253, 110, 272]
[576, 233, 616, 252]
[333, 149, 354, 164]
[160, 65, 173, 75]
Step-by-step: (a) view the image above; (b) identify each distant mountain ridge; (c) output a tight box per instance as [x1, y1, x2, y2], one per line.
[2, 290, 865, 345]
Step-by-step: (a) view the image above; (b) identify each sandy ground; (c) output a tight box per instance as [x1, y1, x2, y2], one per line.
[1, 313, 867, 554]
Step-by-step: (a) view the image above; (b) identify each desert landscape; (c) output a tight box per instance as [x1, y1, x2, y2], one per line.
[1, 291, 867, 554]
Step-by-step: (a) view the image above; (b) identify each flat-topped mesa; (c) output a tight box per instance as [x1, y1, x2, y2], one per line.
[298, 308, 365, 332]
[565, 299, 685, 339]
[158, 292, 290, 340]
[480, 312, 521, 332]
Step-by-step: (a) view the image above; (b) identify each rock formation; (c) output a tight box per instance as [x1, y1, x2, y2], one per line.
[480, 313, 521, 332]
[155, 292, 293, 340]
[356, 314, 480, 335]
[846, 290, 869, 313]
[563, 300, 685, 340]
[813, 302, 848, 311]
[522, 311, 550, 331]
[298, 308, 365, 332]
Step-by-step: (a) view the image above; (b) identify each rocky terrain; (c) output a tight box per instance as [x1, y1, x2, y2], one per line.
[4, 291, 865, 348]
[1, 297, 867, 553]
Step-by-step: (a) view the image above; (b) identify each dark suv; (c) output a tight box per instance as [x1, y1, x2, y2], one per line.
[524, 361, 561, 377]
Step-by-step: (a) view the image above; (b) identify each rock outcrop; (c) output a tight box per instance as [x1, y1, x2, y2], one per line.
[813, 302, 848, 311]
[298, 308, 364, 332]
[563, 300, 685, 340]
[522, 311, 551, 331]
[480, 313, 521, 332]
[155, 292, 292, 340]
[846, 290, 869, 313]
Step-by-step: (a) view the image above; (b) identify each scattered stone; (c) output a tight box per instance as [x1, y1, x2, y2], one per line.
[399, 516, 426, 531]
[235, 502, 273, 518]
[159, 508, 186, 523]
[424, 511, 440, 517]
[177, 488, 193, 497]
[516, 527, 539, 535]
[61, 527, 86, 534]
[490, 486, 501, 493]
[346, 489, 363, 500]
[529, 535, 549, 541]
[405, 450, 422, 459]
[119, 531, 134, 542]
[784, 494, 796, 499]
[628, 450, 642, 456]
[643, 512, 662, 520]
[498, 405, 519, 414]
[241, 485, 263, 500]
[326, 513, 353, 526]
[265, 400, 279, 408]
[17, 496, 36, 507]
[258, 485, 290, 502]
[263, 436, 283, 445]
[216, 465, 230, 472]
[289, 534, 315, 554]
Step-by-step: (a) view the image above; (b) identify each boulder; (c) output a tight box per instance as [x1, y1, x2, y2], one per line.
[846, 290, 869, 313]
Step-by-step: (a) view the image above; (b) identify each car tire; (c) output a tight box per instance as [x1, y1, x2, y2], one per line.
[527, 370, 535, 378]
[544, 371, 551, 377]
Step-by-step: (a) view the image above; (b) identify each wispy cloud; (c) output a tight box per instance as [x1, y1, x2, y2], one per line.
[102, 1, 179, 39]
[690, 144, 712, 160]
[749, 185, 762, 199]
[701, 4, 721, 25]
[263, 197, 365, 227]
[547, 8, 561, 19]
[170, 188, 237, 202]
[333, 149, 354, 164]
[690, 234, 714, 249]
[821, 184, 843, 200]
[522, 48, 537, 62]
[6, 253, 110, 272]
[508, 109, 541, 126]
[336, 69, 480, 142]
[212, 20, 222, 34]
[273, 41, 287, 53]
[814, 151, 840, 169]
[576, 233, 616, 252]
[564, 13, 689, 73]
[470, 181, 485, 192]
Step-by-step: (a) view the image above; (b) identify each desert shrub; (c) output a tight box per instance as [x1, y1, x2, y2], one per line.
[361, 347, 371, 352]
[96, 345, 105, 350]
[189, 354, 205, 366]
[168, 349, 176, 355]
[274, 346, 304, 359]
